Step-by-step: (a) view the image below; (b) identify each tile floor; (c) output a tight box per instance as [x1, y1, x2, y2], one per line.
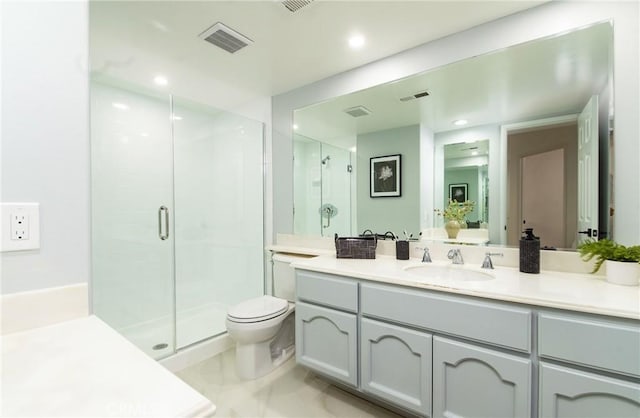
[175, 348, 405, 417]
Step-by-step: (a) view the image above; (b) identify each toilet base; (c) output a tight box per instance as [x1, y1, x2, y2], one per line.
[235, 340, 295, 380]
[229, 310, 295, 380]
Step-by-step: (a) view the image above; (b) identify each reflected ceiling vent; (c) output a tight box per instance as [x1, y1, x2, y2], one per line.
[282, 0, 314, 13]
[400, 90, 430, 102]
[199, 22, 253, 54]
[344, 106, 372, 118]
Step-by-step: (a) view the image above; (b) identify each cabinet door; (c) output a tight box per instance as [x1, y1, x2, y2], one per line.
[361, 318, 432, 417]
[433, 337, 531, 418]
[295, 301, 358, 387]
[540, 362, 640, 418]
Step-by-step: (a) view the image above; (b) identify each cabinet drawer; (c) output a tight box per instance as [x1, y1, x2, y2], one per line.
[361, 283, 532, 352]
[538, 312, 640, 377]
[296, 270, 358, 312]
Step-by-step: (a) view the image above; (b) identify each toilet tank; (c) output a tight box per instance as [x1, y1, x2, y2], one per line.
[272, 253, 313, 302]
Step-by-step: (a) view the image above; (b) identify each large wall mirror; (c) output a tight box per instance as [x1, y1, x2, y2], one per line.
[293, 21, 613, 248]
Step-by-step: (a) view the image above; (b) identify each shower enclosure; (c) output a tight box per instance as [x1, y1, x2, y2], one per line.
[293, 134, 354, 237]
[90, 79, 264, 359]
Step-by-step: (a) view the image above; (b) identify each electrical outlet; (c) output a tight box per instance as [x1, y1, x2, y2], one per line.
[11, 212, 29, 240]
[1, 203, 40, 252]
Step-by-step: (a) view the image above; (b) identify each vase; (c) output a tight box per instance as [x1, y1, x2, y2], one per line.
[605, 260, 639, 286]
[444, 220, 461, 239]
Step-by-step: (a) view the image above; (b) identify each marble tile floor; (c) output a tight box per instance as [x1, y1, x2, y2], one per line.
[175, 348, 405, 418]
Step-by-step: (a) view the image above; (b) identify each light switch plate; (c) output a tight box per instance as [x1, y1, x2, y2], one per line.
[1, 203, 40, 252]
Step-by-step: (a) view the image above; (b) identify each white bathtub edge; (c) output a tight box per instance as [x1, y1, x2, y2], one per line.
[1, 282, 89, 335]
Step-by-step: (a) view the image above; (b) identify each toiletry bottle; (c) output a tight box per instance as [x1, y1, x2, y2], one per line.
[519, 228, 540, 274]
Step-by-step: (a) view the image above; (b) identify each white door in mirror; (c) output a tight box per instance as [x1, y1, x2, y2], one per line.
[0, 203, 40, 252]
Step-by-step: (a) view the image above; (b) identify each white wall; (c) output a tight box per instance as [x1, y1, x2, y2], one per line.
[272, 1, 640, 246]
[1, 1, 90, 294]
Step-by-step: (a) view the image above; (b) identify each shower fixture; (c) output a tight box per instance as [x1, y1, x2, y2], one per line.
[321, 156, 331, 165]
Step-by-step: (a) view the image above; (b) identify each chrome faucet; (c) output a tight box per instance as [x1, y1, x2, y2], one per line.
[447, 249, 464, 265]
[416, 247, 432, 263]
[481, 252, 504, 269]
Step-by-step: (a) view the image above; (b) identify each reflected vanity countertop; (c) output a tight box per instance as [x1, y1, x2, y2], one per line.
[2, 315, 216, 417]
[291, 255, 640, 320]
[267, 244, 335, 256]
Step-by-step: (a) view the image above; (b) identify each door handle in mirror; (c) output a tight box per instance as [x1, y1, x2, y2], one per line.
[578, 228, 598, 237]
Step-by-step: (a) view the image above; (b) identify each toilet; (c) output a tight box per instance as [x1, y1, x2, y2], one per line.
[225, 253, 306, 380]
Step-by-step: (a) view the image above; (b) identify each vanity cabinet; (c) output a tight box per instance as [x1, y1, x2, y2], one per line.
[433, 337, 531, 418]
[360, 318, 432, 416]
[538, 311, 640, 417]
[294, 268, 639, 418]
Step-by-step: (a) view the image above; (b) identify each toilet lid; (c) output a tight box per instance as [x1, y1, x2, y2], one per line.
[227, 295, 288, 323]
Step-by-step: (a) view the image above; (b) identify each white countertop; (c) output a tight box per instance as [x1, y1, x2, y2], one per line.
[291, 255, 640, 320]
[1, 316, 216, 417]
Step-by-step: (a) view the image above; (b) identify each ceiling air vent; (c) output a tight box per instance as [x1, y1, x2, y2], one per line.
[400, 90, 430, 102]
[199, 22, 253, 54]
[344, 106, 372, 118]
[282, 0, 314, 13]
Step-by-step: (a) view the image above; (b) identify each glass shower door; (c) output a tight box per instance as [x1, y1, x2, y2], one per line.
[91, 80, 176, 359]
[172, 98, 264, 348]
[319, 143, 353, 237]
[293, 135, 322, 235]
[293, 135, 353, 237]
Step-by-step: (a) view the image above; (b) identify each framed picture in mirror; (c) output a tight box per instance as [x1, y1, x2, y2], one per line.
[370, 154, 401, 197]
[449, 183, 468, 203]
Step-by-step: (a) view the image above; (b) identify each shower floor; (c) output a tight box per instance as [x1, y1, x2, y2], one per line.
[119, 303, 228, 359]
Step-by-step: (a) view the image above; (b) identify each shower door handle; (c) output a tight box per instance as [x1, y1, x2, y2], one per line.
[158, 206, 169, 240]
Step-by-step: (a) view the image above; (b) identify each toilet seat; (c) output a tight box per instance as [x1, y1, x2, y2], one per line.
[227, 295, 288, 323]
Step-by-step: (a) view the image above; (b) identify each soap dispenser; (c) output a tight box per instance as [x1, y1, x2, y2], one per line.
[519, 228, 540, 274]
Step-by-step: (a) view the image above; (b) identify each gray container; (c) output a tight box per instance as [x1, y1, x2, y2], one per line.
[519, 228, 540, 274]
[396, 240, 409, 260]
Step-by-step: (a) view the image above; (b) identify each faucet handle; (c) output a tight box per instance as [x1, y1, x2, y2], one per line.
[415, 246, 432, 263]
[447, 248, 463, 264]
[481, 252, 504, 269]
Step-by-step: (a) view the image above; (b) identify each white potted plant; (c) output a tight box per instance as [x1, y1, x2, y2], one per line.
[577, 239, 640, 286]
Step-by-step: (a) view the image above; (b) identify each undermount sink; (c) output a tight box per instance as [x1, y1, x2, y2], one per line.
[404, 264, 495, 282]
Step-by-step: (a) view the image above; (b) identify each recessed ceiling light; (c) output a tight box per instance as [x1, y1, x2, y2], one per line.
[349, 146, 357, 153]
[172, 115, 183, 121]
[154, 75, 168, 86]
[293, 124, 299, 130]
[348, 34, 365, 49]
[112, 102, 129, 110]
[453, 119, 468, 126]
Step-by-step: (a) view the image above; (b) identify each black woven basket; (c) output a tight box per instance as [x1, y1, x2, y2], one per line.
[335, 234, 377, 259]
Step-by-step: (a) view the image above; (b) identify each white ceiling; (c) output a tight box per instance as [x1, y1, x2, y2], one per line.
[89, 0, 546, 109]
[294, 21, 612, 147]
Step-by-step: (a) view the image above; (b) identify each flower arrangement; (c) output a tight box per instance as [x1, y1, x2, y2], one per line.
[434, 199, 475, 223]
